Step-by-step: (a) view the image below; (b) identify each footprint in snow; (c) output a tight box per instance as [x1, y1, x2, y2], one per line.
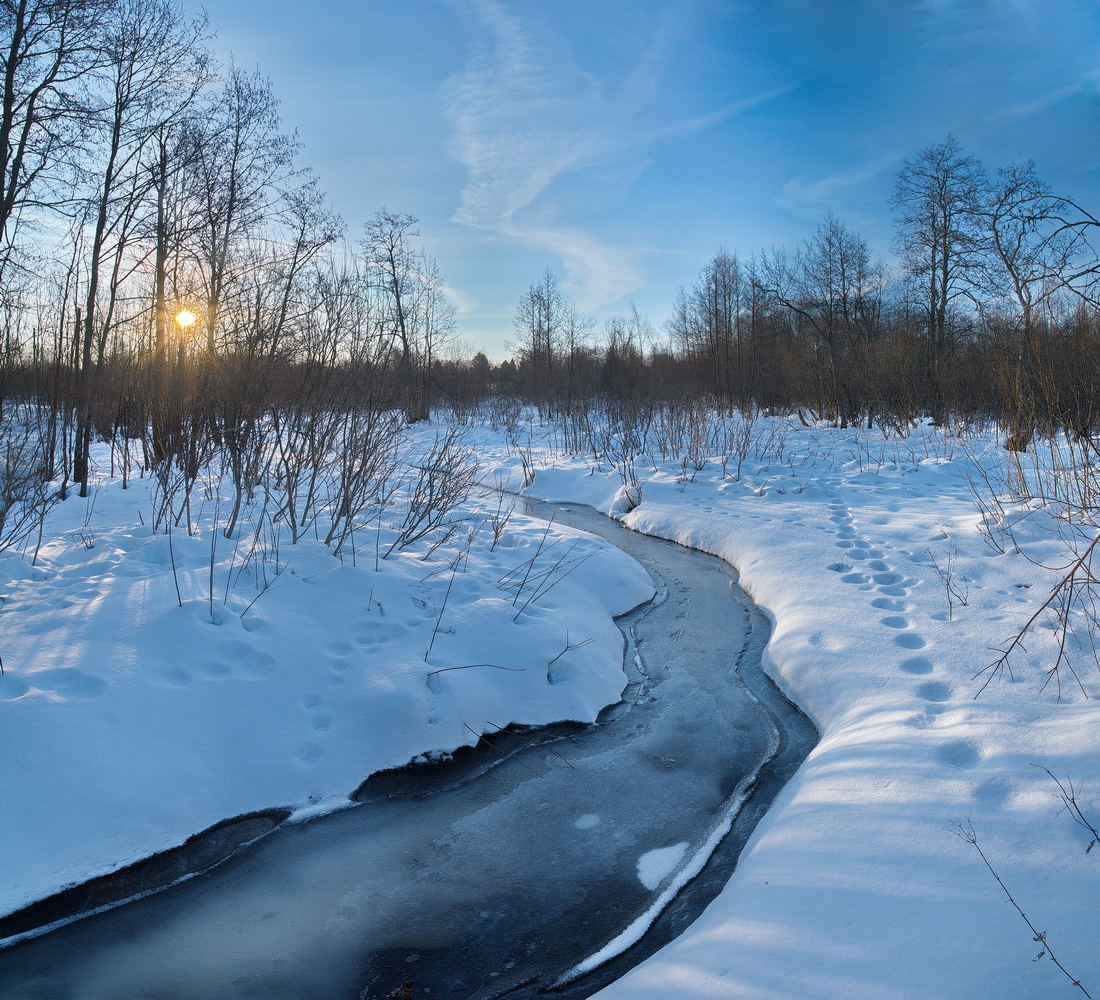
[33, 667, 107, 699]
[218, 639, 275, 677]
[195, 660, 231, 678]
[899, 656, 934, 674]
[0, 675, 31, 700]
[298, 742, 323, 764]
[916, 681, 952, 702]
[938, 740, 979, 768]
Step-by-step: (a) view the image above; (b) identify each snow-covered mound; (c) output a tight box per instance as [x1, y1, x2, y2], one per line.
[0, 438, 652, 918]
[481, 416, 1100, 1000]
[5, 412, 1100, 1000]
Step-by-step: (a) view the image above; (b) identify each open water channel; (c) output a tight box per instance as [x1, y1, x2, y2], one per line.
[0, 500, 817, 1000]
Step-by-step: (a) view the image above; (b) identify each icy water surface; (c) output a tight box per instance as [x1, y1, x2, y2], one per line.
[0, 502, 816, 999]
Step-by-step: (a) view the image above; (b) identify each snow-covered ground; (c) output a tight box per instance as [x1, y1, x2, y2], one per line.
[3, 414, 1100, 999]
[0, 436, 652, 919]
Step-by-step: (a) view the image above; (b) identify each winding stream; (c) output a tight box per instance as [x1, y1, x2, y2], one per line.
[0, 501, 817, 1000]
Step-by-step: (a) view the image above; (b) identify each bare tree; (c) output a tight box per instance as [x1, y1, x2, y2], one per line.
[190, 65, 299, 353]
[361, 208, 453, 421]
[980, 162, 1094, 448]
[0, 0, 111, 283]
[892, 135, 987, 419]
[759, 212, 884, 426]
[71, 0, 209, 494]
[513, 267, 566, 414]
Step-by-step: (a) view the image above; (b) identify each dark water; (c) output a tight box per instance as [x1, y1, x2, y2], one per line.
[0, 501, 816, 1000]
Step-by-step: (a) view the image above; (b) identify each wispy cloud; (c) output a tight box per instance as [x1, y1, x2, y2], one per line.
[778, 153, 899, 219]
[442, 284, 478, 314]
[443, 0, 787, 307]
[988, 79, 1089, 124]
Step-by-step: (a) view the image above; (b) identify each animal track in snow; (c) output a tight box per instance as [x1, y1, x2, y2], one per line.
[32, 667, 107, 699]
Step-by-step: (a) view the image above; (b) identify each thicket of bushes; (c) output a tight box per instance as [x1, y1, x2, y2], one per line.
[5, 1, 1100, 547]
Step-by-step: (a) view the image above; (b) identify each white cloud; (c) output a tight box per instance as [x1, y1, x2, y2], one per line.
[442, 0, 635, 307]
[443, 0, 791, 308]
[988, 81, 1086, 124]
[442, 284, 478, 314]
[778, 153, 899, 219]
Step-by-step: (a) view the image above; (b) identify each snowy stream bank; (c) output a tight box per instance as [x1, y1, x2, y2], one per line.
[0, 501, 816, 999]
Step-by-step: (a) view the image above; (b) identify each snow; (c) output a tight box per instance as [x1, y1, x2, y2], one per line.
[483, 417, 1100, 1000]
[4, 413, 1100, 999]
[638, 844, 689, 891]
[0, 437, 652, 919]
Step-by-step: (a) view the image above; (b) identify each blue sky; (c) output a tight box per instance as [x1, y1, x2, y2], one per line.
[193, 1, 1100, 357]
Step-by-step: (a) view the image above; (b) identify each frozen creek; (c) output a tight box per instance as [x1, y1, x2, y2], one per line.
[0, 501, 817, 999]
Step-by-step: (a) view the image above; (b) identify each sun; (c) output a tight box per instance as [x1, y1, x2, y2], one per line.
[175, 309, 197, 328]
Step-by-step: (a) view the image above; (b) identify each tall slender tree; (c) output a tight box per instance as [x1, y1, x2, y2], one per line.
[0, 0, 111, 285]
[892, 135, 987, 419]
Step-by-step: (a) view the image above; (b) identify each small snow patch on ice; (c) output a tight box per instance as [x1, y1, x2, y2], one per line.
[574, 813, 601, 830]
[637, 842, 689, 890]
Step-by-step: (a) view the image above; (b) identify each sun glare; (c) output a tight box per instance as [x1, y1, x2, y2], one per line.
[175, 309, 197, 328]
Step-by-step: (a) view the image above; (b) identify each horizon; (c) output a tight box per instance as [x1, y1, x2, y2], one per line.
[190, 0, 1100, 358]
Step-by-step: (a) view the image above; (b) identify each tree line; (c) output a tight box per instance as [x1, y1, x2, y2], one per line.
[505, 137, 1100, 450]
[1, 0, 454, 513]
[4, 0, 1100, 553]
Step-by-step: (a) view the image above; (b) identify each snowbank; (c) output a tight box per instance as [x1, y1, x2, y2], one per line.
[485, 420, 1100, 1000]
[0, 439, 652, 918]
[4, 414, 1099, 1000]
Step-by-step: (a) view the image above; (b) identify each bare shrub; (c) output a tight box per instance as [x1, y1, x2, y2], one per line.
[974, 432, 1100, 698]
[0, 406, 59, 556]
[383, 428, 479, 558]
